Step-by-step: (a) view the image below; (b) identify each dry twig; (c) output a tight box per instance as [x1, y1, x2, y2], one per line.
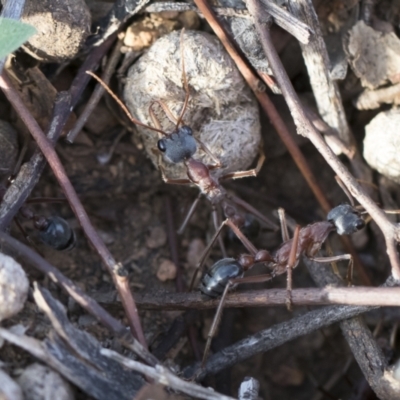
[0, 34, 117, 231]
[286, 0, 353, 152]
[67, 39, 123, 142]
[134, 286, 400, 310]
[245, 0, 400, 279]
[0, 93, 70, 230]
[305, 258, 400, 399]
[0, 231, 157, 366]
[102, 348, 235, 400]
[192, 0, 331, 214]
[185, 301, 376, 380]
[0, 72, 147, 347]
[192, 0, 371, 285]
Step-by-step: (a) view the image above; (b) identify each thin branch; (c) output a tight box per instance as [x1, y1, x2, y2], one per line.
[258, 0, 312, 44]
[245, 0, 400, 279]
[0, 34, 117, 232]
[0, 231, 157, 367]
[134, 286, 400, 310]
[0, 71, 147, 348]
[67, 39, 123, 142]
[144, 2, 312, 44]
[286, 0, 376, 210]
[286, 0, 353, 150]
[101, 348, 236, 400]
[185, 302, 375, 380]
[88, 0, 151, 48]
[0, 92, 70, 230]
[191, 0, 373, 285]
[144, 2, 249, 18]
[192, 0, 331, 214]
[305, 258, 400, 399]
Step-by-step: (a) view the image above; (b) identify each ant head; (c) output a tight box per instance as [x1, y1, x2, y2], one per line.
[157, 125, 197, 163]
[199, 258, 243, 297]
[327, 204, 365, 235]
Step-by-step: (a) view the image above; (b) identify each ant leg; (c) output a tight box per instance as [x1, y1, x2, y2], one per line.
[212, 206, 227, 258]
[158, 164, 192, 185]
[189, 217, 259, 291]
[86, 72, 165, 135]
[229, 194, 279, 230]
[175, 28, 190, 129]
[219, 146, 265, 181]
[150, 100, 181, 126]
[286, 225, 300, 311]
[225, 219, 258, 255]
[278, 208, 290, 242]
[310, 254, 353, 285]
[189, 220, 229, 291]
[201, 280, 233, 368]
[201, 272, 275, 368]
[177, 193, 202, 235]
[148, 102, 164, 131]
[14, 218, 44, 257]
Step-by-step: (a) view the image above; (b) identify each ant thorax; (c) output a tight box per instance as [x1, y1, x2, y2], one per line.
[185, 158, 226, 203]
[271, 221, 335, 275]
[300, 221, 336, 257]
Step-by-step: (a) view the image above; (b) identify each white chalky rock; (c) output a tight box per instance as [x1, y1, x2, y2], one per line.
[124, 30, 261, 180]
[0, 253, 29, 321]
[0, 369, 23, 400]
[363, 108, 400, 183]
[17, 363, 75, 400]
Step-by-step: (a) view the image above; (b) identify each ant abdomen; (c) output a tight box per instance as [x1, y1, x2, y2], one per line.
[35, 216, 75, 251]
[327, 204, 365, 235]
[199, 258, 244, 298]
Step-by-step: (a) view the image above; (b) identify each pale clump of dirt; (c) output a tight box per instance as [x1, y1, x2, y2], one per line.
[124, 29, 261, 180]
[21, 0, 91, 63]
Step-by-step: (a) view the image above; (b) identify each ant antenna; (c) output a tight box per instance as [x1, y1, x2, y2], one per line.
[334, 175, 355, 206]
[86, 71, 166, 136]
[175, 28, 190, 129]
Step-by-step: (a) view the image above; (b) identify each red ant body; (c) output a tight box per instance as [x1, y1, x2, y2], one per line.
[196, 203, 365, 366]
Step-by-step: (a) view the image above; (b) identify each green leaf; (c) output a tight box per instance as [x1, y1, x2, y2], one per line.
[0, 17, 36, 59]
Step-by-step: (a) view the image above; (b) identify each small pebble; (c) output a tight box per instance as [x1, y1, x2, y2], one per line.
[17, 363, 74, 400]
[269, 363, 305, 386]
[363, 108, 400, 183]
[186, 238, 205, 270]
[0, 369, 23, 400]
[0, 253, 29, 322]
[146, 226, 167, 249]
[21, 0, 91, 63]
[156, 259, 177, 282]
